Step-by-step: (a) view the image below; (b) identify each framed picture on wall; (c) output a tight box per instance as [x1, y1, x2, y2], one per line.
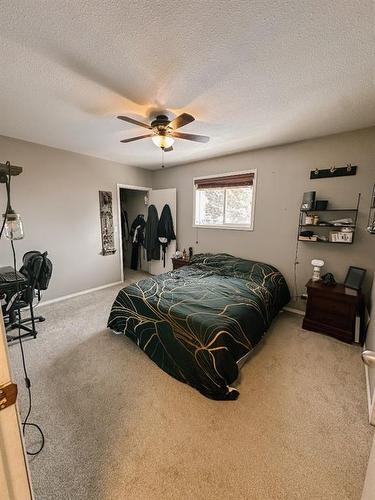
[99, 190, 116, 255]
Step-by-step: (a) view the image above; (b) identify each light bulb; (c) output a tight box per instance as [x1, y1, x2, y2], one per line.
[151, 134, 174, 149]
[3, 211, 24, 240]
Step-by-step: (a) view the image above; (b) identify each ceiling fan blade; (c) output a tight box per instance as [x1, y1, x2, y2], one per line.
[120, 134, 153, 143]
[169, 113, 195, 130]
[164, 146, 173, 152]
[117, 115, 152, 129]
[172, 131, 210, 143]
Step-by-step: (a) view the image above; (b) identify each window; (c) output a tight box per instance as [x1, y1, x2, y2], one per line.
[193, 171, 256, 230]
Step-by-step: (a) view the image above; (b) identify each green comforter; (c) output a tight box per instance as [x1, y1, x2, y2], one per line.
[107, 253, 290, 400]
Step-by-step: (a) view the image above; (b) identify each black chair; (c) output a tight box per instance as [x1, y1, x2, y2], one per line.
[4, 251, 51, 342]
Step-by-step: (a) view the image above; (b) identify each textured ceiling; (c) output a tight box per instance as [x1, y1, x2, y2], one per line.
[1, 1, 375, 169]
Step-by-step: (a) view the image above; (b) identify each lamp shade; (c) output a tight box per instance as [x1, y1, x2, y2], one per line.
[3, 211, 24, 240]
[151, 134, 174, 149]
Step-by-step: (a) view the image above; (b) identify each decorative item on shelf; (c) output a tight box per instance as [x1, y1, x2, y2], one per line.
[367, 182, 375, 234]
[299, 230, 317, 241]
[312, 215, 319, 225]
[182, 248, 188, 261]
[329, 217, 353, 226]
[175, 250, 183, 259]
[311, 259, 324, 281]
[315, 200, 328, 210]
[341, 227, 354, 233]
[301, 191, 316, 210]
[305, 214, 314, 224]
[329, 230, 353, 243]
[99, 190, 116, 255]
[299, 235, 318, 241]
[310, 164, 357, 179]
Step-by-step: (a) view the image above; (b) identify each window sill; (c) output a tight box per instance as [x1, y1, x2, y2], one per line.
[193, 224, 253, 231]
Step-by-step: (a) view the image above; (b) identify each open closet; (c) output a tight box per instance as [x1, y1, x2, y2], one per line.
[119, 187, 149, 276]
[117, 185, 177, 280]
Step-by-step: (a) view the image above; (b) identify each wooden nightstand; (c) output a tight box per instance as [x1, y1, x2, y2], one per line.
[171, 258, 189, 270]
[302, 279, 365, 344]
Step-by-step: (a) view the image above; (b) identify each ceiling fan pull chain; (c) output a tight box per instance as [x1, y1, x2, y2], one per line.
[161, 148, 165, 169]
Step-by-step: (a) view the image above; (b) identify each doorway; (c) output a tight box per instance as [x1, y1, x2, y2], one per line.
[117, 184, 177, 281]
[117, 184, 151, 281]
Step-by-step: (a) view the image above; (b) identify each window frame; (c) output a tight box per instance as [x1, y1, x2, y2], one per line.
[192, 169, 257, 231]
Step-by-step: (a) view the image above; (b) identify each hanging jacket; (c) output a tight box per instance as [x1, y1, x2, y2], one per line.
[121, 209, 130, 241]
[130, 215, 146, 245]
[144, 204, 160, 261]
[129, 214, 146, 270]
[157, 204, 176, 266]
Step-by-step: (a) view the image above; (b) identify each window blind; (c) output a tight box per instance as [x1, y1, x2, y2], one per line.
[194, 172, 254, 189]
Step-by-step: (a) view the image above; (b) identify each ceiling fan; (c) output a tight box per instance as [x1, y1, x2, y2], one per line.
[117, 113, 209, 152]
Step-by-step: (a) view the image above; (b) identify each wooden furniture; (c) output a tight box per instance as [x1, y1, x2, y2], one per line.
[171, 258, 189, 270]
[303, 279, 365, 344]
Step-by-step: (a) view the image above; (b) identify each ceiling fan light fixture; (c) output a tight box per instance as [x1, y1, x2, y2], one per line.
[151, 134, 174, 149]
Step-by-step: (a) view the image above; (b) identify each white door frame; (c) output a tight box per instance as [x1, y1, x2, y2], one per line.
[0, 310, 33, 500]
[116, 184, 152, 282]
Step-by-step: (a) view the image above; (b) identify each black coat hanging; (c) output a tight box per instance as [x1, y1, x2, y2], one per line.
[144, 204, 160, 261]
[157, 204, 176, 267]
[130, 214, 146, 270]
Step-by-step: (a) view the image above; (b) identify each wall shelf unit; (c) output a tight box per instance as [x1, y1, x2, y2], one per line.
[367, 183, 375, 234]
[297, 193, 361, 245]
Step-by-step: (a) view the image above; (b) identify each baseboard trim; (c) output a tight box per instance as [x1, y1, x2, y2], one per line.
[365, 362, 372, 422]
[283, 306, 305, 316]
[364, 343, 375, 426]
[36, 281, 123, 308]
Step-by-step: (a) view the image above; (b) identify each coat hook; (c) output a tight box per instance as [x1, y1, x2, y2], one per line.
[330, 166, 336, 173]
[314, 168, 319, 175]
[346, 163, 352, 172]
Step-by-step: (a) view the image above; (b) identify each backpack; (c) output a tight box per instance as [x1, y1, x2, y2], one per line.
[20, 251, 53, 292]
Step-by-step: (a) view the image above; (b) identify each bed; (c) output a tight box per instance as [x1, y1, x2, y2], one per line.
[107, 253, 290, 400]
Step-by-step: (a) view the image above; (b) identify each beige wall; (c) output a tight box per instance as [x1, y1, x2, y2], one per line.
[0, 135, 152, 300]
[152, 127, 375, 307]
[1, 128, 374, 308]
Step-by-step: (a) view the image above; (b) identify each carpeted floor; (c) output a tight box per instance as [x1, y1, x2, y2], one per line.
[8, 270, 373, 500]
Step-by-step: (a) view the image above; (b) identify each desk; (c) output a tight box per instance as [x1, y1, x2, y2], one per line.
[0, 266, 28, 310]
[0, 266, 27, 294]
[302, 279, 365, 344]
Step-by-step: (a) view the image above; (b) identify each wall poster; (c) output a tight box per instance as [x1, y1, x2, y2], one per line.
[99, 190, 116, 255]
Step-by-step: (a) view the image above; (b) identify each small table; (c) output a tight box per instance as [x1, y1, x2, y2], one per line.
[302, 279, 365, 344]
[171, 258, 189, 270]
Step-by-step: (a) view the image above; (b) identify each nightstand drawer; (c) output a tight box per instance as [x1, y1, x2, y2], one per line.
[306, 298, 355, 328]
[303, 280, 361, 344]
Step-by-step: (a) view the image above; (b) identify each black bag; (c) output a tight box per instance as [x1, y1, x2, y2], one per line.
[38, 252, 53, 290]
[20, 251, 53, 291]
